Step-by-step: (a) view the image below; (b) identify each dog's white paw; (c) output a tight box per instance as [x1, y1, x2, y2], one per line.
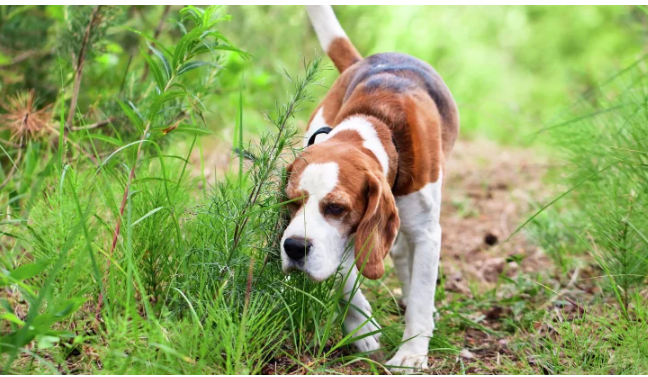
[386, 347, 428, 374]
[344, 313, 381, 353]
[354, 329, 380, 353]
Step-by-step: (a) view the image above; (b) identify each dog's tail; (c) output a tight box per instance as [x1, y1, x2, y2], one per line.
[306, 5, 362, 73]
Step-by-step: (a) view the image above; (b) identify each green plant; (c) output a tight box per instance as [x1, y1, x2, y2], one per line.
[542, 56, 648, 315]
[0, 250, 86, 371]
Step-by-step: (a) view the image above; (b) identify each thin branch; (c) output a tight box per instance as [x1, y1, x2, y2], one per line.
[98, 76, 176, 317]
[0, 138, 24, 190]
[66, 5, 103, 129]
[0, 139, 23, 149]
[70, 117, 115, 131]
[0, 48, 55, 69]
[230, 59, 322, 256]
[47, 126, 98, 164]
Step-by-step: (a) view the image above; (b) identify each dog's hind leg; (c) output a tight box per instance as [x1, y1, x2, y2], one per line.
[340, 252, 381, 353]
[387, 172, 443, 373]
[390, 233, 412, 309]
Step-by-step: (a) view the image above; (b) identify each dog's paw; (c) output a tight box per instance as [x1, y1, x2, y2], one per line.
[345, 314, 381, 353]
[354, 330, 380, 353]
[386, 347, 428, 374]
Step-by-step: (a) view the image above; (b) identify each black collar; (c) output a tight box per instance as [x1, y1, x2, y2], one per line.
[307, 127, 333, 146]
[307, 126, 400, 190]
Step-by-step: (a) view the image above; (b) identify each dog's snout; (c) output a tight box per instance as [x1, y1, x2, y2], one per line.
[283, 237, 312, 260]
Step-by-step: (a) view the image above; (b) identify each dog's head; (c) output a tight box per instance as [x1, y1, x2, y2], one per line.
[281, 139, 399, 282]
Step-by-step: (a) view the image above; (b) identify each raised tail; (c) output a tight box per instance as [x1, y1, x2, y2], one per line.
[306, 5, 362, 73]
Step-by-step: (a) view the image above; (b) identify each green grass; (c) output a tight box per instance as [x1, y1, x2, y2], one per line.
[1, 4, 648, 375]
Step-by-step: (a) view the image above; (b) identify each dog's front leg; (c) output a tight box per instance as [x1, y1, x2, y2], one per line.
[388, 179, 443, 373]
[390, 233, 412, 308]
[340, 253, 381, 353]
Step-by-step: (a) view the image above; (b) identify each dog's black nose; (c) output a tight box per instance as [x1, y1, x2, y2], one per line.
[283, 237, 312, 261]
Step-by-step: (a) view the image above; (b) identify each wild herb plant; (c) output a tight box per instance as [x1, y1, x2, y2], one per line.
[541, 57, 648, 315]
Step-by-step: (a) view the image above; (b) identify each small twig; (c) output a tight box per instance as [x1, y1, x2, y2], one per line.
[70, 117, 115, 131]
[66, 5, 103, 128]
[0, 48, 54, 69]
[48, 126, 98, 164]
[246, 257, 255, 300]
[0, 138, 24, 190]
[0, 139, 23, 149]
[230, 63, 319, 252]
[567, 266, 580, 288]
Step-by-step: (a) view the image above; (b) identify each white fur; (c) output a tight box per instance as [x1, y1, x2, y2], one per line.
[387, 170, 444, 373]
[328, 116, 389, 175]
[340, 251, 381, 353]
[306, 5, 347, 53]
[390, 233, 411, 307]
[281, 162, 346, 282]
[303, 107, 330, 147]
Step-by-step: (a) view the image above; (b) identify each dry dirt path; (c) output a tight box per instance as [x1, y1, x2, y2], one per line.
[439, 138, 552, 296]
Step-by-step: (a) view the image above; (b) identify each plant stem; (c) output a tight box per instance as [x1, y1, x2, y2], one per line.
[67, 5, 103, 129]
[229, 60, 320, 255]
[70, 117, 114, 131]
[98, 75, 176, 316]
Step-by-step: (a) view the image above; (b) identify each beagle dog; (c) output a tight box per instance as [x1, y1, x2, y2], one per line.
[280, 5, 459, 373]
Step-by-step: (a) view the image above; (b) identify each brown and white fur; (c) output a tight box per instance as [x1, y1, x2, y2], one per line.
[280, 5, 459, 373]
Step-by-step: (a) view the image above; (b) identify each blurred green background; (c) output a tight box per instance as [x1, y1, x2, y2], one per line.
[2, 6, 646, 145]
[221, 6, 647, 142]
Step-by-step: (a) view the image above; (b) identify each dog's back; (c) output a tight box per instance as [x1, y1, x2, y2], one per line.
[306, 6, 459, 185]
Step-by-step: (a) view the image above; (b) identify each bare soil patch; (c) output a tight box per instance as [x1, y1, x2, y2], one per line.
[440, 138, 553, 295]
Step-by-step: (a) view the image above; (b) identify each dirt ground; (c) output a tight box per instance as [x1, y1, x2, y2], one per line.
[440, 138, 552, 295]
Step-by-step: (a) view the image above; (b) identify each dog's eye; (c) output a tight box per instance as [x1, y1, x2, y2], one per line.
[325, 203, 346, 216]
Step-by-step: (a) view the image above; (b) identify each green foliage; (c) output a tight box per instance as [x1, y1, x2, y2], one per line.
[2, 4, 648, 374]
[61, 6, 124, 63]
[222, 5, 645, 143]
[541, 56, 648, 314]
[511, 293, 648, 374]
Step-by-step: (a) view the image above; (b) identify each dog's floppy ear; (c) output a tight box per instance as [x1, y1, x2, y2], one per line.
[284, 161, 294, 184]
[355, 171, 400, 279]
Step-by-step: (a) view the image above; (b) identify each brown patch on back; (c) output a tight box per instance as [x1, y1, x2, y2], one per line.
[305, 52, 460, 196]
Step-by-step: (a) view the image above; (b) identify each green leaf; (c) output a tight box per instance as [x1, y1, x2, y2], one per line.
[9, 260, 50, 281]
[0, 313, 25, 326]
[211, 44, 249, 57]
[147, 41, 172, 79]
[53, 297, 86, 318]
[179, 6, 204, 25]
[80, 134, 123, 147]
[141, 49, 165, 90]
[159, 90, 188, 104]
[172, 127, 213, 135]
[116, 99, 144, 133]
[177, 61, 218, 76]
[130, 207, 165, 228]
[36, 335, 59, 350]
[132, 177, 177, 185]
[173, 25, 206, 69]
[126, 27, 172, 56]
